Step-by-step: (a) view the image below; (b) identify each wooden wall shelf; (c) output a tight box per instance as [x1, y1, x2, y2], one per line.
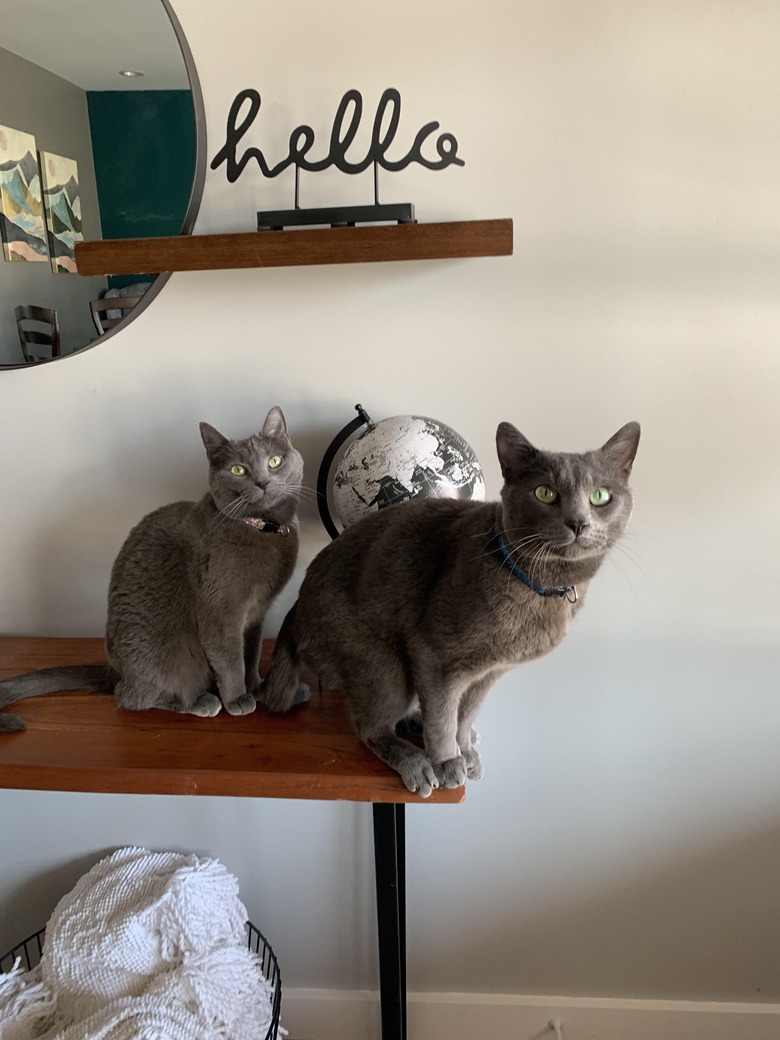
[74, 218, 512, 276]
[0, 636, 464, 804]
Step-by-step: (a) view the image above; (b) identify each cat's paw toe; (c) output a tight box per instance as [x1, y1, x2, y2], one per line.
[223, 693, 257, 716]
[464, 747, 484, 780]
[400, 759, 439, 799]
[434, 755, 468, 789]
[191, 693, 222, 717]
[293, 682, 311, 706]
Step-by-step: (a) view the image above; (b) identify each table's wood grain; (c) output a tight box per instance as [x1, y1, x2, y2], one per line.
[0, 637, 464, 804]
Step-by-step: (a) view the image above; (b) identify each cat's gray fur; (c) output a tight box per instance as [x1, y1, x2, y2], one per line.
[0, 406, 303, 732]
[261, 421, 640, 797]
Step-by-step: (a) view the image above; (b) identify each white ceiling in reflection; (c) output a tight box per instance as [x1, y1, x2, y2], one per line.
[1, 0, 189, 91]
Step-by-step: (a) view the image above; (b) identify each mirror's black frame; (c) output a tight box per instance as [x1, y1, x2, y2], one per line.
[3, 0, 207, 371]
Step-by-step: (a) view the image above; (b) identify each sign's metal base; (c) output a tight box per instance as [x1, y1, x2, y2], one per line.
[257, 203, 416, 231]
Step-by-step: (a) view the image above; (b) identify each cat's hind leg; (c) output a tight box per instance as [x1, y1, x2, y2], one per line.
[153, 691, 222, 717]
[115, 676, 222, 717]
[358, 720, 440, 798]
[112, 638, 220, 717]
[349, 678, 439, 798]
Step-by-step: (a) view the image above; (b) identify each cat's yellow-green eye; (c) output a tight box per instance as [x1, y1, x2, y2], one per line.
[590, 487, 612, 506]
[230, 464, 247, 477]
[534, 485, 558, 504]
[268, 455, 283, 469]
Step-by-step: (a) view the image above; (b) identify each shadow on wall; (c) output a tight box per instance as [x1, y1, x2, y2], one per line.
[25, 405, 337, 634]
[0, 849, 112, 949]
[417, 818, 780, 1002]
[401, 634, 780, 1001]
[23, 399, 353, 632]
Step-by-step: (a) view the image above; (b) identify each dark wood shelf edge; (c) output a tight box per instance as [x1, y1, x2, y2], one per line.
[74, 218, 513, 276]
[0, 765, 464, 803]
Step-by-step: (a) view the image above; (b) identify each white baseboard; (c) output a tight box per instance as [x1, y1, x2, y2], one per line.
[281, 987, 780, 1040]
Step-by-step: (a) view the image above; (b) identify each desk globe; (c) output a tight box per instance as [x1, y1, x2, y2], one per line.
[317, 405, 485, 538]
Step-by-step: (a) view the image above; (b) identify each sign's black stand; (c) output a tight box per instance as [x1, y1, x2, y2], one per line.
[373, 803, 407, 1040]
[257, 202, 415, 230]
[257, 157, 417, 231]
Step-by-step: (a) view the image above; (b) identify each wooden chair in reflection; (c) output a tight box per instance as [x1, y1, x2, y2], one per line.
[90, 296, 142, 336]
[14, 305, 61, 363]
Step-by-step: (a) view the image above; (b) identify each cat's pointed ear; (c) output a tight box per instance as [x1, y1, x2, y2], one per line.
[262, 405, 289, 440]
[496, 422, 539, 481]
[199, 422, 230, 456]
[599, 422, 641, 477]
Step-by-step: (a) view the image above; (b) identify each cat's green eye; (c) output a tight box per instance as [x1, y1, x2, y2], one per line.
[534, 485, 558, 504]
[268, 455, 283, 469]
[590, 487, 612, 506]
[230, 464, 247, 477]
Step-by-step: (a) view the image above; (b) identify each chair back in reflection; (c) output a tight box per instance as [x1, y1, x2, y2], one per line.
[90, 296, 142, 336]
[14, 305, 61, 363]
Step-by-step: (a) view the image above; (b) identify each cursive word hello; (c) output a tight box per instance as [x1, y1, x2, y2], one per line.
[210, 87, 464, 183]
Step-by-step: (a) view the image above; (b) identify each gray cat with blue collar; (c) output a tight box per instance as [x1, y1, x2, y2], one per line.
[261, 420, 640, 797]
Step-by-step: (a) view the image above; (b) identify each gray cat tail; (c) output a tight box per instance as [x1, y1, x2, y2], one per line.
[0, 664, 116, 733]
[261, 605, 303, 713]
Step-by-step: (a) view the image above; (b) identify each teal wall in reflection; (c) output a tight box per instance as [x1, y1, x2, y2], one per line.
[87, 90, 196, 288]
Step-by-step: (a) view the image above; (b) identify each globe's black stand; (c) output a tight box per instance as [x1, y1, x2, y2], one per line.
[317, 404, 373, 539]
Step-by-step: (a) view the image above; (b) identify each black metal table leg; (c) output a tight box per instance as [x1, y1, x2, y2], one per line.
[373, 802, 407, 1040]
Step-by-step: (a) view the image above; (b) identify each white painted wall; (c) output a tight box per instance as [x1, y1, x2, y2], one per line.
[1, 0, 780, 1011]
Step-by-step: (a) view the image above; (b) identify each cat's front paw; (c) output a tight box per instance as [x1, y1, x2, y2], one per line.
[190, 692, 223, 717]
[463, 746, 483, 781]
[434, 755, 468, 789]
[399, 758, 440, 799]
[223, 693, 257, 716]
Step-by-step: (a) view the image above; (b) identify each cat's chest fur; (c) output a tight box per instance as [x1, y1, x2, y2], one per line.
[302, 499, 584, 688]
[192, 501, 298, 601]
[437, 573, 584, 682]
[111, 496, 297, 617]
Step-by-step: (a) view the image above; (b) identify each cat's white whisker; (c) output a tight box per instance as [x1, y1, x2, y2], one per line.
[606, 552, 637, 591]
[609, 542, 649, 583]
[285, 485, 320, 504]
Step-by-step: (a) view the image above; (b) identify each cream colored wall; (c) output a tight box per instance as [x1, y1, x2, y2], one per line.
[1, 0, 779, 1004]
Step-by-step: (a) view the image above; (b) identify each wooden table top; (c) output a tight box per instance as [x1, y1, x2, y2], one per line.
[0, 637, 464, 804]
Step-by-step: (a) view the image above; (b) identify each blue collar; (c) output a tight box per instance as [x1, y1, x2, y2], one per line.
[493, 527, 578, 603]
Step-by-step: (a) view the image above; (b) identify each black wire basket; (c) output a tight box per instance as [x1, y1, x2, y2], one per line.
[0, 920, 281, 1040]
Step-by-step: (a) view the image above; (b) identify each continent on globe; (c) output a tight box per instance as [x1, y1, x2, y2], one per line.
[331, 413, 485, 530]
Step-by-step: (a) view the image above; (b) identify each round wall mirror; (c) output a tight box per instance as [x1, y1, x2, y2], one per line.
[0, 0, 205, 369]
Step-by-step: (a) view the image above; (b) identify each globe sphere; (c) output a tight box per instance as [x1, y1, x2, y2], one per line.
[331, 414, 485, 530]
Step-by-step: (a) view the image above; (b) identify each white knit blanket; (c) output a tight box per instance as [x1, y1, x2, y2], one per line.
[0, 848, 277, 1040]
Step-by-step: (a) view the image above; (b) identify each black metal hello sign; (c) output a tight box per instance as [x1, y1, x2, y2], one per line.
[210, 87, 464, 229]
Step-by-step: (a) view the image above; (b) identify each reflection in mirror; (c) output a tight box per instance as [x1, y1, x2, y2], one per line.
[0, 0, 203, 368]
